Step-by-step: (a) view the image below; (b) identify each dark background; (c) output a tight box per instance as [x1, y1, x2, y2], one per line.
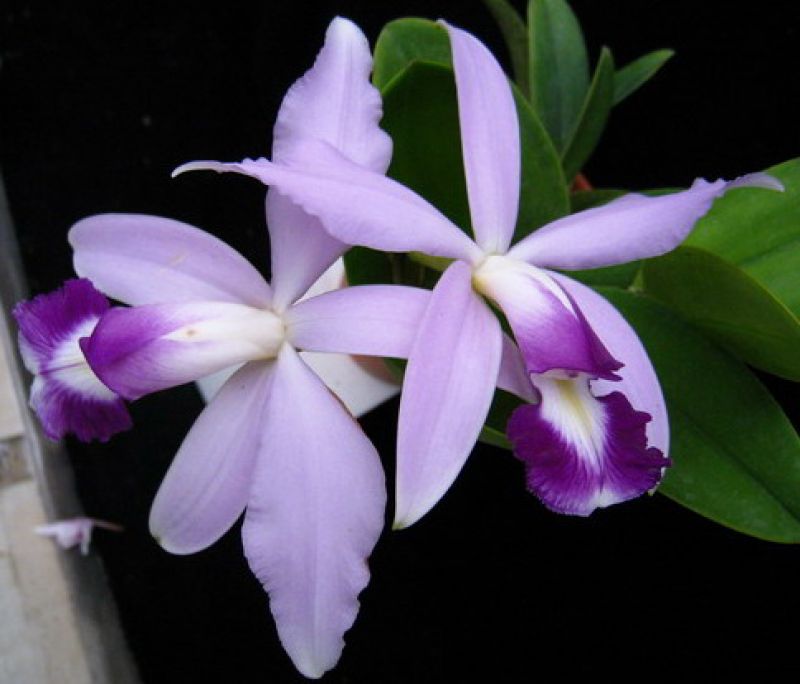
[2, 1, 799, 681]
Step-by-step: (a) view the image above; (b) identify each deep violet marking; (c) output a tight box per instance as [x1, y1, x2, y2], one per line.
[13, 278, 131, 442]
[507, 388, 670, 516]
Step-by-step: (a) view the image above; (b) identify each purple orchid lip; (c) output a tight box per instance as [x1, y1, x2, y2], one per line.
[13, 278, 131, 442]
[507, 377, 671, 516]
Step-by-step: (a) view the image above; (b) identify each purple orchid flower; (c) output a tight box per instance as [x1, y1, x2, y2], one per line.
[177, 21, 783, 528]
[13, 278, 131, 442]
[61, 18, 407, 678]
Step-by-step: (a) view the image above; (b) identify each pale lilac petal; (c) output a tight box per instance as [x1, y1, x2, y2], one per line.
[550, 273, 669, 456]
[267, 17, 392, 309]
[13, 279, 131, 442]
[149, 362, 275, 554]
[474, 257, 622, 380]
[273, 17, 392, 173]
[174, 143, 482, 262]
[242, 346, 385, 679]
[506, 174, 783, 270]
[507, 376, 669, 516]
[82, 301, 283, 400]
[69, 214, 272, 307]
[265, 193, 348, 312]
[496, 334, 537, 402]
[286, 285, 429, 358]
[442, 21, 519, 253]
[301, 351, 399, 418]
[395, 262, 502, 528]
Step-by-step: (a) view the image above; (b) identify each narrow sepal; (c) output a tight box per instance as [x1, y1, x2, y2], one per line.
[507, 174, 783, 270]
[442, 21, 520, 253]
[395, 262, 502, 528]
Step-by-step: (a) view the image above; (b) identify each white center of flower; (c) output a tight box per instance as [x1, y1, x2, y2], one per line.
[470, 254, 573, 311]
[538, 376, 606, 470]
[165, 303, 286, 361]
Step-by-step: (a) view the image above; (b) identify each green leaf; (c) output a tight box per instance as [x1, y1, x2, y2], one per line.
[481, 0, 530, 97]
[379, 61, 568, 241]
[372, 18, 450, 92]
[380, 62, 470, 230]
[599, 287, 800, 543]
[685, 158, 800, 318]
[613, 49, 674, 105]
[566, 261, 641, 288]
[569, 188, 626, 212]
[642, 246, 800, 381]
[528, 0, 589, 152]
[640, 160, 800, 380]
[512, 86, 570, 237]
[343, 246, 394, 286]
[561, 46, 615, 182]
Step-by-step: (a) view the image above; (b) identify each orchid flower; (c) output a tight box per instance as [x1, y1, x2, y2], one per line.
[35, 516, 123, 555]
[53, 18, 411, 678]
[13, 278, 131, 442]
[179, 21, 783, 528]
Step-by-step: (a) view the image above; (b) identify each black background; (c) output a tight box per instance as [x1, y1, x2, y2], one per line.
[2, 1, 800, 681]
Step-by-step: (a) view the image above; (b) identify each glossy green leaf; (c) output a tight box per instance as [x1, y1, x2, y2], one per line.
[343, 246, 394, 286]
[372, 18, 450, 92]
[512, 86, 570, 237]
[561, 47, 615, 182]
[642, 247, 800, 380]
[565, 261, 641, 288]
[685, 158, 800, 318]
[640, 161, 800, 380]
[569, 188, 626, 212]
[599, 287, 800, 543]
[380, 61, 568, 240]
[613, 49, 674, 105]
[481, 0, 530, 96]
[380, 62, 470, 230]
[528, 0, 589, 152]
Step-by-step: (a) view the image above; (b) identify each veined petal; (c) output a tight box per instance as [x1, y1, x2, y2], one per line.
[395, 261, 502, 528]
[13, 279, 131, 442]
[82, 301, 284, 400]
[242, 346, 385, 679]
[507, 376, 669, 516]
[442, 21, 520, 253]
[273, 17, 392, 173]
[551, 272, 669, 456]
[149, 361, 275, 554]
[506, 173, 783, 270]
[473, 255, 621, 380]
[174, 142, 482, 262]
[69, 214, 272, 307]
[286, 285, 429, 358]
